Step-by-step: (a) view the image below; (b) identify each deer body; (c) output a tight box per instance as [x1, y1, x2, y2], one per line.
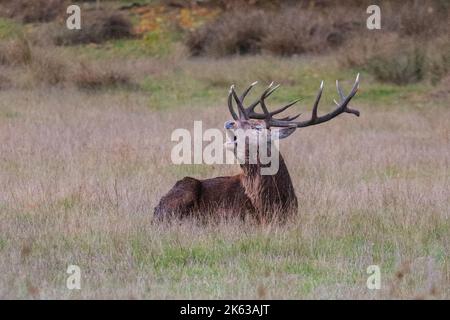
[154, 152, 298, 220]
[154, 75, 360, 221]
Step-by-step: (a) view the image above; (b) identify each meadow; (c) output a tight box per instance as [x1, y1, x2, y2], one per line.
[0, 0, 449, 299]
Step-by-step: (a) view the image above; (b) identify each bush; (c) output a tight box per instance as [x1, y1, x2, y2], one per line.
[186, 6, 360, 57]
[186, 9, 267, 56]
[368, 46, 426, 85]
[0, 39, 133, 89]
[0, 37, 69, 87]
[0, 71, 11, 90]
[262, 8, 347, 56]
[54, 11, 133, 45]
[394, 0, 449, 38]
[427, 36, 450, 85]
[339, 32, 450, 85]
[339, 34, 427, 85]
[430, 74, 450, 100]
[336, 0, 449, 85]
[186, 0, 448, 59]
[72, 62, 131, 90]
[0, 38, 32, 66]
[28, 54, 133, 89]
[0, 0, 68, 23]
[29, 49, 68, 85]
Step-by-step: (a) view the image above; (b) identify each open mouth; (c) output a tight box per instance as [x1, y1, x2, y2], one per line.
[225, 130, 237, 145]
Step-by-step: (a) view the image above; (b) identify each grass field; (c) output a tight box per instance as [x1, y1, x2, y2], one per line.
[0, 52, 449, 299]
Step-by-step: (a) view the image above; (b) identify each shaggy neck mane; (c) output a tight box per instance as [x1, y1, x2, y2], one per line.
[240, 150, 298, 217]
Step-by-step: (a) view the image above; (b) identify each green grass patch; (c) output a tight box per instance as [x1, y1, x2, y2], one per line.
[60, 30, 180, 60]
[141, 76, 221, 109]
[0, 237, 6, 251]
[357, 81, 431, 106]
[0, 18, 23, 40]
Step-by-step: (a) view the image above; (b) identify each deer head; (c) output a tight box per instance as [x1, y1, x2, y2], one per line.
[224, 74, 361, 162]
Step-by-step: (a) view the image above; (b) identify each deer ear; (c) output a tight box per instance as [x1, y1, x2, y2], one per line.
[271, 127, 296, 140]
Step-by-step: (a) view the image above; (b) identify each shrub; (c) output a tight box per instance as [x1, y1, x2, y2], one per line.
[54, 11, 133, 45]
[0, 38, 32, 66]
[427, 36, 450, 85]
[261, 8, 344, 56]
[29, 49, 67, 85]
[186, 6, 359, 57]
[430, 74, 450, 100]
[340, 34, 428, 85]
[72, 62, 131, 90]
[186, 0, 448, 58]
[394, 0, 449, 38]
[0, 0, 68, 23]
[0, 71, 11, 90]
[186, 9, 267, 56]
[368, 46, 426, 85]
[0, 40, 133, 89]
[339, 32, 450, 85]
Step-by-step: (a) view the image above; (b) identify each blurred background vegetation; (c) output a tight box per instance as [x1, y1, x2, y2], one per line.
[0, 0, 448, 96]
[0, 1, 449, 299]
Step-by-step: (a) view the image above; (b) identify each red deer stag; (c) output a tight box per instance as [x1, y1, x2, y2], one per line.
[154, 74, 360, 221]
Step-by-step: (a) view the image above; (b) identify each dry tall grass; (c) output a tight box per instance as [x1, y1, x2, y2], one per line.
[0, 56, 448, 299]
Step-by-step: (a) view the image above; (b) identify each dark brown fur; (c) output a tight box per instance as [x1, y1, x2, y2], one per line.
[154, 152, 297, 222]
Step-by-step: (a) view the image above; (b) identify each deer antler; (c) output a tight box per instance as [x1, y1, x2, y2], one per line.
[228, 81, 301, 121]
[228, 74, 360, 128]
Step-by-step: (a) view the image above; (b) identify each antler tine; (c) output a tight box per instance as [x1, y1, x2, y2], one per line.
[336, 79, 345, 101]
[249, 81, 319, 127]
[311, 81, 324, 121]
[264, 83, 280, 99]
[257, 83, 277, 128]
[262, 74, 360, 128]
[240, 81, 261, 114]
[247, 81, 273, 111]
[224, 80, 301, 123]
[247, 98, 301, 120]
[334, 73, 360, 116]
[246, 83, 300, 120]
[279, 113, 302, 121]
[226, 75, 360, 128]
[227, 74, 361, 128]
[255, 82, 303, 127]
[333, 99, 360, 117]
[259, 84, 273, 113]
[269, 98, 301, 117]
[246, 100, 260, 113]
[234, 81, 296, 120]
[230, 85, 249, 119]
[227, 85, 239, 120]
[239, 81, 258, 102]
